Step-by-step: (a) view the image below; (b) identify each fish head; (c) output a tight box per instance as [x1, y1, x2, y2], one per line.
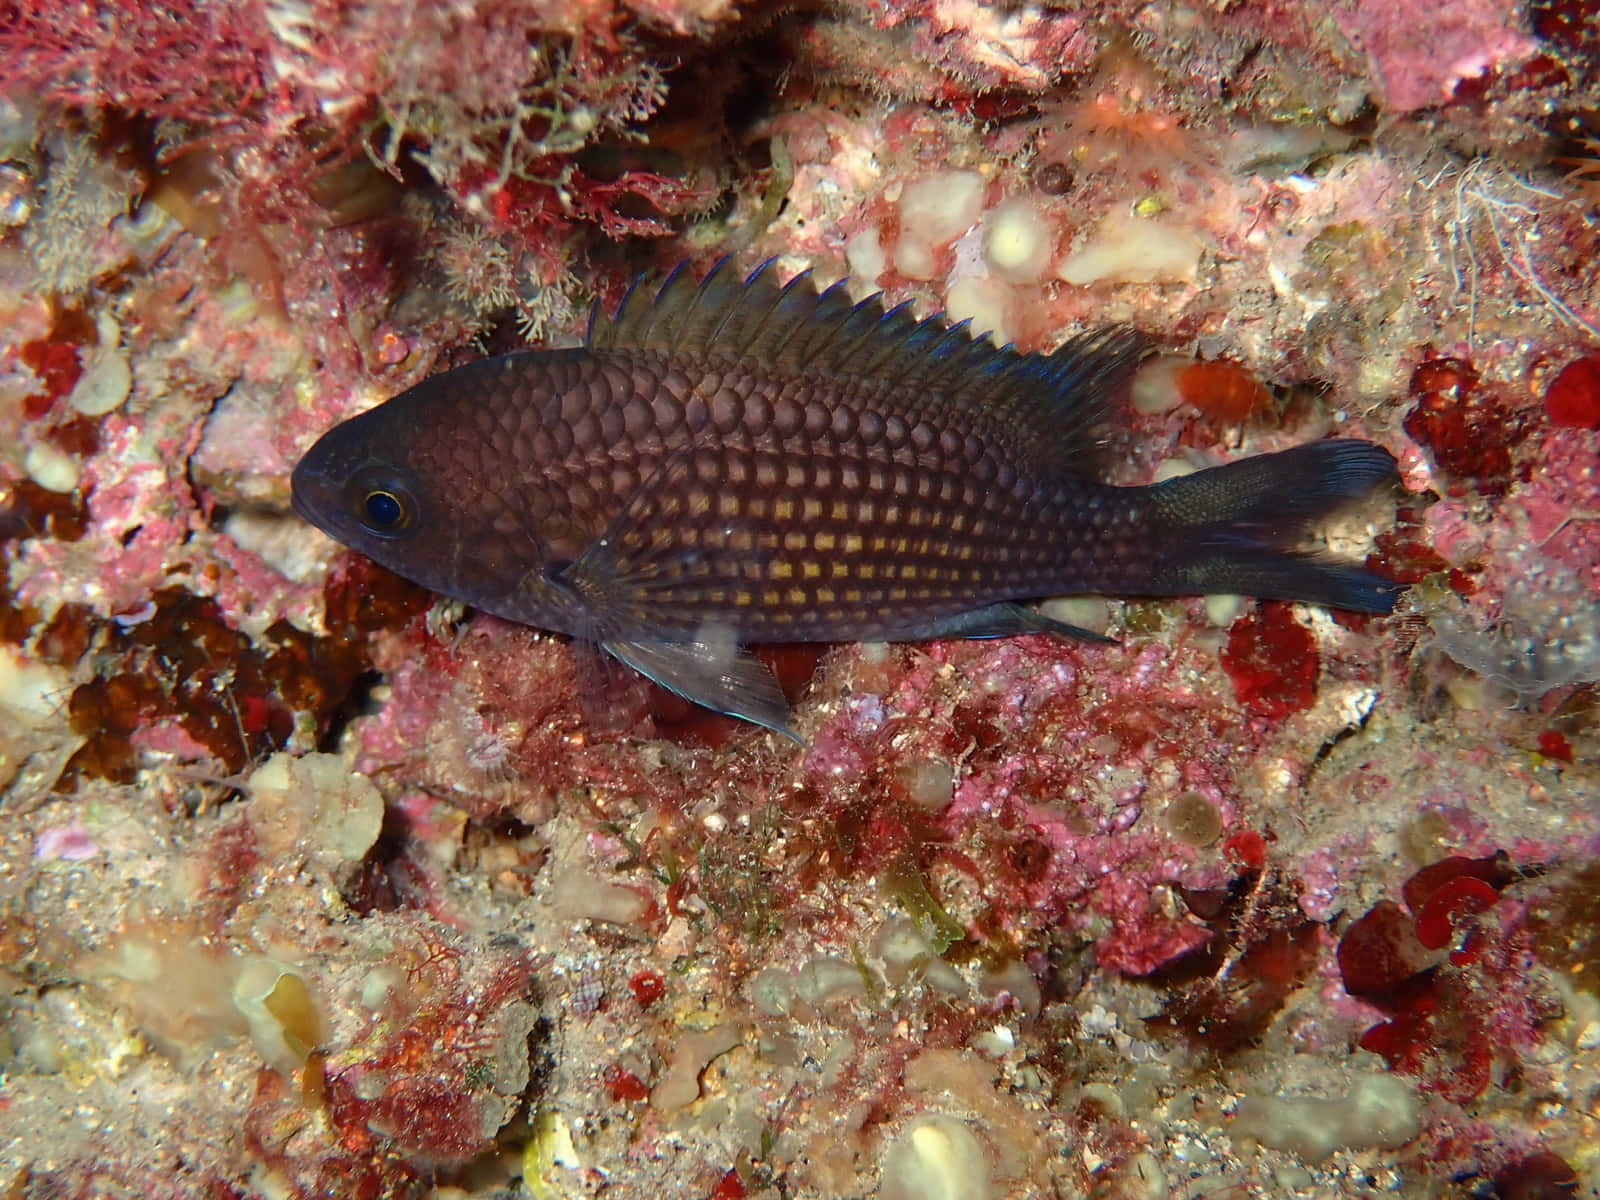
[290, 386, 552, 612]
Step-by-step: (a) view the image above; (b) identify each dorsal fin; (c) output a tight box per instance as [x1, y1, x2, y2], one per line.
[587, 258, 1150, 469]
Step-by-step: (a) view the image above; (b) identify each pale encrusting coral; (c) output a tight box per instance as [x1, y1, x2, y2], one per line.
[1, 1, 1597, 1198]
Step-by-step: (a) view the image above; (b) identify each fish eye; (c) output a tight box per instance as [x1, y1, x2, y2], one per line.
[362, 489, 405, 529]
[346, 465, 419, 539]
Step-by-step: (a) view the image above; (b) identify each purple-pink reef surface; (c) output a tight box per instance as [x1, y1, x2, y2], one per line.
[1, 1, 1598, 1197]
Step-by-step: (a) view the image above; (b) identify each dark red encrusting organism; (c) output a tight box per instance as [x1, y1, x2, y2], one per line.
[1543, 353, 1600, 428]
[1362, 498, 1483, 613]
[1219, 602, 1319, 719]
[1492, 1150, 1581, 1199]
[31, 602, 95, 665]
[1535, 730, 1573, 762]
[628, 969, 666, 1008]
[0, 478, 91, 544]
[603, 1062, 650, 1102]
[54, 558, 432, 788]
[707, 1167, 748, 1200]
[1221, 830, 1269, 872]
[1338, 899, 1434, 998]
[1367, 500, 1445, 582]
[19, 335, 85, 419]
[1367, 531, 1443, 584]
[1337, 851, 1549, 1103]
[1447, 45, 1571, 105]
[1402, 354, 1527, 497]
[57, 588, 287, 786]
[45, 415, 102, 457]
[1415, 876, 1500, 965]
[1531, 0, 1600, 81]
[1400, 851, 1520, 916]
[2, 583, 95, 664]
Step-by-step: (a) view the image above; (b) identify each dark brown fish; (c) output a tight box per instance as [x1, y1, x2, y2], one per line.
[291, 259, 1400, 737]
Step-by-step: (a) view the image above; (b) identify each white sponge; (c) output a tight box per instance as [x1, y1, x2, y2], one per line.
[981, 196, 1053, 283]
[896, 170, 986, 280]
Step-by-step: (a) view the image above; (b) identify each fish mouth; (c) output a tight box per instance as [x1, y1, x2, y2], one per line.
[289, 476, 313, 526]
[288, 460, 314, 523]
[288, 453, 338, 535]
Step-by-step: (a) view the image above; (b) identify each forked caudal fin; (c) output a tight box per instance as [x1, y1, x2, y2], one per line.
[1143, 439, 1404, 613]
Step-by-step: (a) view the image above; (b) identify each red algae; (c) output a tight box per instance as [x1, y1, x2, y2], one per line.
[0, 478, 90, 543]
[706, 1168, 747, 1200]
[1492, 1151, 1581, 1199]
[1338, 851, 1562, 1104]
[1402, 354, 1526, 497]
[1415, 875, 1500, 964]
[46, 552, 432, 789]
[1534, 729, 1573, 761]
[1221, 830, 1269, 873]
[1367, 500, 1454, 586]
[604, 1062, 651, 1103]
[1219, 602, 1320, 719]
[18, 336, 84, 418]
[628, 969, 666, 1008]
[1400, 851, 1519, 915]
[1339, 899, 1434, 999]
[1543, 353, 1600, 428]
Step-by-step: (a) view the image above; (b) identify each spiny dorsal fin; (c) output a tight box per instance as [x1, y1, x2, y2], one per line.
[588, 258, 1150, 468]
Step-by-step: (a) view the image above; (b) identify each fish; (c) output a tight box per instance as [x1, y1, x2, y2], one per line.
[291, 258, 1402, 739]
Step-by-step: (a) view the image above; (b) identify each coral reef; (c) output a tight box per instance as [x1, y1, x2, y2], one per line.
[1, 0, 1598, 1198]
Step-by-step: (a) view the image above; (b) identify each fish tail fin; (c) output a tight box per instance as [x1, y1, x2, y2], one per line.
[1144, 439, 1404, 613]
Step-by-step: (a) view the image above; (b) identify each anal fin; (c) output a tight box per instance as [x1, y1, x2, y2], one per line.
[603, 637, 802, 742]
[895, 601, 1116, 644]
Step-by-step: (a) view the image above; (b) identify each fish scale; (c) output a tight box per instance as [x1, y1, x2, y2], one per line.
[292, 258, 1402, 738]
[491, 358, 1073, 639]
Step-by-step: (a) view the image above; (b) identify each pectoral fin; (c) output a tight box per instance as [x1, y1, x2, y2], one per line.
[557, 445, 767, 636]
[603, 637, 801, 742]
